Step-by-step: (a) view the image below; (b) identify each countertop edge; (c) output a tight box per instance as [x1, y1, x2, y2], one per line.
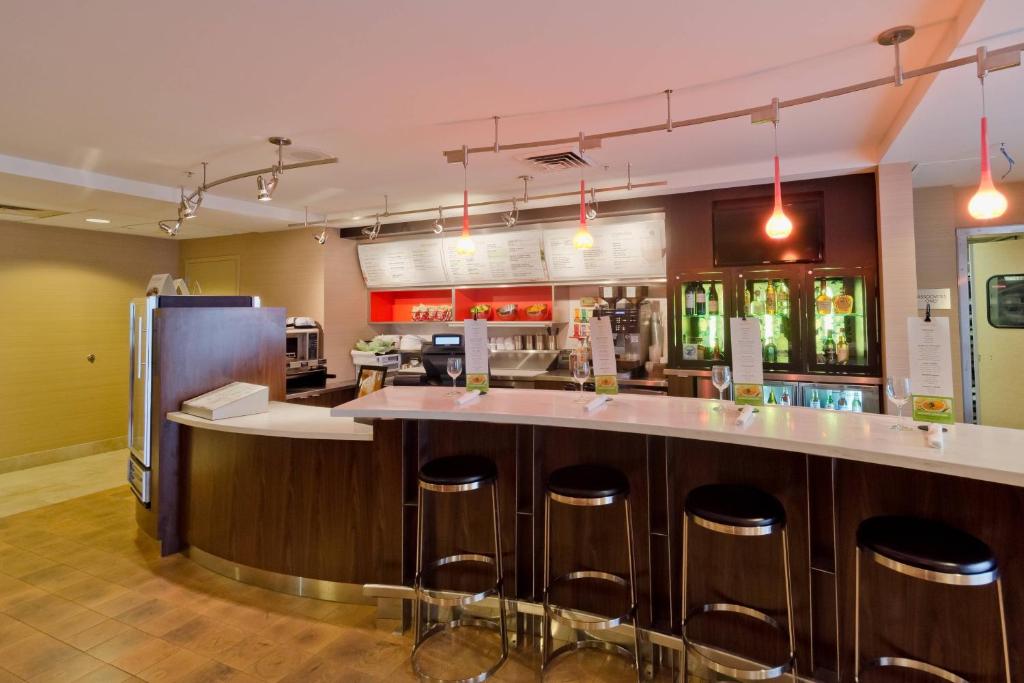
[169, 402, 374, 442]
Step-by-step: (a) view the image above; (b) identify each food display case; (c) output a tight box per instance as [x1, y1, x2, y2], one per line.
[671, 273, 729, 368]
[804, 267, 878, 376]
[736, 267, 801, 372]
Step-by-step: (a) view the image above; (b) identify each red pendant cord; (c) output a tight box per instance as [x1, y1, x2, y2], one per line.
[773, 155, 782, 209]
[461, 189, 469, 237]
[979, 116, 991, 182]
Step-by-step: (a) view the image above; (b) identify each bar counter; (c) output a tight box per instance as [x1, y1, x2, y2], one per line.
[169, 388, 1024, 680]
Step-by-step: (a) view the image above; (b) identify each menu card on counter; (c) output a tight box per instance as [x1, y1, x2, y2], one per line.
[729, 318, 764, 405]
[542, 216, 665, 282]
[907, 317, 955, 424]
[588, 314, 619, 395]
[442, 230, 546, 284]
[181, 382, 269, 421]
[357, 239, 448, 287]
[463, 318, 490, 393]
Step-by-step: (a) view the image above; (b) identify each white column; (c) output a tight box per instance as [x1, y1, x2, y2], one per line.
[876, 163, 918, 406]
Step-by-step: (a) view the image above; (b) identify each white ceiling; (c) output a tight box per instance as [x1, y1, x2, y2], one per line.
[0, 0, 1017, 238]
[883, 0, 1024, 187]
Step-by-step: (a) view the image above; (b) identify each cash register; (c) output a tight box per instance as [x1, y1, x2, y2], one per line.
[394, 334, 467, 386]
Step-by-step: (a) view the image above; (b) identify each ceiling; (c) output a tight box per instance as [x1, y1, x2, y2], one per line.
[0, 0, 1018, 239]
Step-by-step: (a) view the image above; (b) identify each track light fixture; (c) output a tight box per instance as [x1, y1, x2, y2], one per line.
[180, 187, 202, 219]
[502, 198, 519, 228]
[257, 137, 289, 202]
[585, 188, 598, 221]
[361, 214, 383, 241]
[433, 206, 445, 234]
[158, 219, 181, 237]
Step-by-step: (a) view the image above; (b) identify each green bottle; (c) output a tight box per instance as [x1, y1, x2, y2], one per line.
[767, 389, 778, 405]
[826, 392, 835, 410]
[810, 390, 821, 409]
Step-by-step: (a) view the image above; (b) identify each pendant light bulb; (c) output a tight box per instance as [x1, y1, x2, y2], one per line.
[574, 179, 594, 250]
[968, 116, 1008, 220]
[455, 188, 475, 256]
[765, 154, 793, 239]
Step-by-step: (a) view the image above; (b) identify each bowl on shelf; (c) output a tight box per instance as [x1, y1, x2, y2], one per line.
[495, 304, 518, 321]
[468, 304, 492, 320]
[525, 303, 549, 320]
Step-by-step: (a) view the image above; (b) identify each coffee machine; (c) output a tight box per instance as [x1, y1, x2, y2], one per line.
[595, 286, 651, 377]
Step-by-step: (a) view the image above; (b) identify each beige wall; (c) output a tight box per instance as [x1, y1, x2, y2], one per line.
[0, 221, 179, 461]
[179, 230, 325, 322]
[180, 229, 371, 381]
[912, 180, 1024, 422]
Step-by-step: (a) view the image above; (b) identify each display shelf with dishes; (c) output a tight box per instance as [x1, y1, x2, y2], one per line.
[453, 285, 554, 322]
[368, 289, 454, 324]
[804, 267, 878, 376]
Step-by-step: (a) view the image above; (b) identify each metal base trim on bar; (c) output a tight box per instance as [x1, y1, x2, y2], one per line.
[185, 546, 374, 605]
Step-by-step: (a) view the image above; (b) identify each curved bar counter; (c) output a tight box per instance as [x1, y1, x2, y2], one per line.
[167, 388, 1024, 680]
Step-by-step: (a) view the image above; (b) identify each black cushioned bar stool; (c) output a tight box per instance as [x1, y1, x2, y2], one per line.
[681, 484, 796, 680]
[855, 515, 1011, 683]
[412, 455, 508, 683]
[542, 463, 642, 680]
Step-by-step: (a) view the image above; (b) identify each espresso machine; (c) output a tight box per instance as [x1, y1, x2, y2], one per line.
[595, 286, 652, 377]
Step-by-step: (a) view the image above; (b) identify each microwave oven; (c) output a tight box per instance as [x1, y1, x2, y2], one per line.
[286, 326, 321, 363]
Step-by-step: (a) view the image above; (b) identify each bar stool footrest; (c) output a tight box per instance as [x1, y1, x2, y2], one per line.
[413, 616, 509, 683]
[545, 637, 638, 672]
[416, 553, 501, 608]
[682, 602, 794, 681]
[544, 569, 636, 631]
[860, 656, 969, 683]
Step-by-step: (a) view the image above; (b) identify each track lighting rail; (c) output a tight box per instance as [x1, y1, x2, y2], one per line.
[289, 180, 667, 229]
[200, 157, 337, 192]
[442, 41, 1024, 164]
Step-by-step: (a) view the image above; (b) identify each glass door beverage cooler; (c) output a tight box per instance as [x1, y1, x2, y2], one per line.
[671, 272, 729, 368]
[797, 382, 881, 413]
[735, 267, 802, 372]
[804, 267, 879, 376]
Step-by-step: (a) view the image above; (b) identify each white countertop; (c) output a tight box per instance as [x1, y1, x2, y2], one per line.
[330, 387, 1024, 487]
[169, 401, 373, 441]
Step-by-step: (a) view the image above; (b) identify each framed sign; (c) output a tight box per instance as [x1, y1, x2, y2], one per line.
[356, 365, 388, 398]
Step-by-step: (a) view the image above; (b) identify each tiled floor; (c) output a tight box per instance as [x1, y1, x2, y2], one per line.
[0, 484, 655, 681]
[0, 451, 126, 518]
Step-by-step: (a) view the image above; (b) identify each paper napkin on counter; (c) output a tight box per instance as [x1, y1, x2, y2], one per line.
[926, 423, 944, 449]
[456, 390, 481, 406]
[735, 405, 755, 427]
[584, 395, 611, 412]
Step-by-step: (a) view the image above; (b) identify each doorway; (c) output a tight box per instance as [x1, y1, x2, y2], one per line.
[957, 225, 1024, 427]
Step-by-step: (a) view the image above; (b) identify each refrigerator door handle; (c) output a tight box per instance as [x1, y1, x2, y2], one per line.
[136, 316, 144, 379]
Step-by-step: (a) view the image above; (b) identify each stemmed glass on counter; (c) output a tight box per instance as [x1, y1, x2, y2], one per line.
[711, 365, 732, 410]
[571, 352, 591, 403]
[886, 376, 911, 430]
[446, 357, 463, 396]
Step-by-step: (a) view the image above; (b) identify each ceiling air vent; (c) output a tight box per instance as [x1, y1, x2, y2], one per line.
[522, 149, 592, 172]
[0, 203, 67, 221]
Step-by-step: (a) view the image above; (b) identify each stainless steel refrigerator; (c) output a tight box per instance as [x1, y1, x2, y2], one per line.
[128, 295, 259, 505]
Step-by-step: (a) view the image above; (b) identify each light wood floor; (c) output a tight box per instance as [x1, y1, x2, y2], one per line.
[0, 486, 659, 681]
[0, 451, 125, 518]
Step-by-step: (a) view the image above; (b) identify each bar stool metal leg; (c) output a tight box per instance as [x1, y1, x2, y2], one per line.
[679, 513, 690, 683]
[854, 546, 861, 683]
[996, 578, 1012, 683]
[625, 496, 642, 682]
[781, 527, 796, 675]
[541, 492, 552, 666]
[489, 480, 509, 666]
[414, 485, 426, 648]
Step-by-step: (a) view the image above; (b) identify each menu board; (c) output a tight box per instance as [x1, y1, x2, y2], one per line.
[442, 230, 546, 284]
[729, 317, 765, 405]
[543, 216, 665, 282]
[588, 315, 619, 395]
[357, 239, 447, 287]
[907, 317, 955, 424]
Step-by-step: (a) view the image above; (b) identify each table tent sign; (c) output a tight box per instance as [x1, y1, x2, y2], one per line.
[588, 314, 619, 395]
[729, 317, 765, 406]
[463, 318, 490, 393]
[907, 314, 955, 425]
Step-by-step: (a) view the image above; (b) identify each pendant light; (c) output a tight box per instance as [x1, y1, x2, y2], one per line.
[573, 179, 594, 250]
[968, 68, 1008, 220]
[765, 119, 793, 239]
[455, 147, 475, 255]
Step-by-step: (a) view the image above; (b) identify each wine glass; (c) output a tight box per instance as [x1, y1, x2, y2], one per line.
[571, 354, 591, 403]
[886, 376, 911, 430]
[446, 357, 463, 396]
[711, 365, 732, 410]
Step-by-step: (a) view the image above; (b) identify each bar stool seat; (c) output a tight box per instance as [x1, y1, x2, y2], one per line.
[547, 463, 629, 500]
[856, 515, 997, 577]
[854, 515, 1010, 683]
[420, 455, 497, 488]
[685, 484, 785, 530]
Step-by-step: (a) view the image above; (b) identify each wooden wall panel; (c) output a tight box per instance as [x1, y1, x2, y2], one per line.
[182, 421, 403, 585]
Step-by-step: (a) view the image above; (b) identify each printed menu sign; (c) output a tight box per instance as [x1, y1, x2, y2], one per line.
[907, 317, 955, 424]
[357, 239, 447, 287]
[543, 217, 665, 282]
[463, 318, 490, 393]
[588, 314, 619, 395]
[729, 318, 764, 405]
[442, 230, 546, 284]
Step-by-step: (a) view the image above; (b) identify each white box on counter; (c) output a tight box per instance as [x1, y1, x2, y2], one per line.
[350, 351, 401, 368]
[181, 382, 269, 421]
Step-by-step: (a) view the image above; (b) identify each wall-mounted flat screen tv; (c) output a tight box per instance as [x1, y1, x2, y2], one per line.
[712, 192, 825, 266]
